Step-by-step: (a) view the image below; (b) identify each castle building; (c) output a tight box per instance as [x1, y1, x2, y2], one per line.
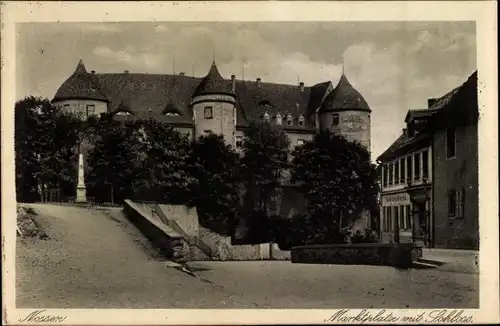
[377, 71, 478, 250]
[52, 59, 372, 151]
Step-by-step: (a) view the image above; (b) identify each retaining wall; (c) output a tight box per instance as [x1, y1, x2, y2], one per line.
[291, 243, 421, 268]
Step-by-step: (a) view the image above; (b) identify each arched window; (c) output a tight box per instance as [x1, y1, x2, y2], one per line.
[165, 112, 180, 116]
[286, 114, 293, 126]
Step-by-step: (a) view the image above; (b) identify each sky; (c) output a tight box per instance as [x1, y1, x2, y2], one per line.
[15, 21, 476, 159]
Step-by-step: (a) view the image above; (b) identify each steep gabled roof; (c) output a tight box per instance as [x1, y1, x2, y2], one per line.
[307, 81, 333, 116]
[404, 108, 440, 123]
[52, 60, 108, 102]
[321, 74, 370, 112]
[193, 61, 234, 97]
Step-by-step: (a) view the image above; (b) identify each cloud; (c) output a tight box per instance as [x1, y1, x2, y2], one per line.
[69, 23, 124, 34]
[92, 46, 164, 70]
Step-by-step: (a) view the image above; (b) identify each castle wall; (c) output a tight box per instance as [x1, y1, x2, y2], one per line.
[192, 94, 236, 146]
[54, 99, 108, 118]
[320, 110, 371, 150]
[174, 127, 194, 141]
[286, 131, 315, 151]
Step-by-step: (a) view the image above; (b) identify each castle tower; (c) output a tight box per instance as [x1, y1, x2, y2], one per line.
[191, 61, 237, 145]
[52, 60, 108, 118]
[319, 73, 371, 151]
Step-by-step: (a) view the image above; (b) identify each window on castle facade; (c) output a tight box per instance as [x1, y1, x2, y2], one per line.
[448, 188, 457, 217]
[287, 115, 293, 125]
[204, 106, 213, 119]
[86, 104, 95, 117]
[383, 164, 388, 187]
[297, 139, 305, 146]
[331, 113, 339, 126]
[298, 115, 304, 126]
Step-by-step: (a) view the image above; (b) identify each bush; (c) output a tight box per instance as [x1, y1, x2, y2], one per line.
[349, 227, 380, 244]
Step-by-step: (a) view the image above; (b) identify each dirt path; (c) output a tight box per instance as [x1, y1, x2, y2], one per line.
[16, 204, 257, 308]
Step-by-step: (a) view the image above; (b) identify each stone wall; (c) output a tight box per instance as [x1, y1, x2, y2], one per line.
[291, 243, 420, 268]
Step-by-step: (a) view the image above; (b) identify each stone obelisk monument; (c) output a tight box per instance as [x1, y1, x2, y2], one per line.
[75, 153, 87, 203]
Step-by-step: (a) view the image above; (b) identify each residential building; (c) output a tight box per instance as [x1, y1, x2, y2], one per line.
[377, 70, 478, 249]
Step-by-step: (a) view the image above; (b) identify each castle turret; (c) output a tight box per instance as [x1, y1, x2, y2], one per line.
[191, 61, 237, 145]
[52, 60, 108, 118]
[319, 73, 371, 150]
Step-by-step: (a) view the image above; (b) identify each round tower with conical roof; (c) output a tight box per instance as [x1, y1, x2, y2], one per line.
[191, 61, 237, 145]
[319, 73, 371, 150]
[52, 60, 108, 119]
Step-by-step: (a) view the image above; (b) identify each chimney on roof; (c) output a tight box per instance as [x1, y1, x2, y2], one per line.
[256, 78, 261, 87]
[91, 70, 96, 74]
[402, 128, 407, 135]
[124, 70, 129, 74]
[179, 72, 185, 76]
[231, 75, 236, 92]
[428, 98, 437, 108]
[299, 82, 304, 92]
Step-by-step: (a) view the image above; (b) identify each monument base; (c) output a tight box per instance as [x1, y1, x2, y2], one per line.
[75, 186, 87, 203]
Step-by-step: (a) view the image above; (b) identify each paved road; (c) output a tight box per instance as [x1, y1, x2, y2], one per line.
[17, 204, 478, 309]
[16, 204, 256, 308]
[187, 261, 478, 308]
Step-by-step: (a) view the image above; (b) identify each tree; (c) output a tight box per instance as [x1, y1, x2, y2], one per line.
[136, 119, 196, 204]
[87, 118, 142, 204]
[190, 133, 240, 235]
[14, 96, 81, 202]
[291, 130, 379, 243]
[240, 121, 291, 214]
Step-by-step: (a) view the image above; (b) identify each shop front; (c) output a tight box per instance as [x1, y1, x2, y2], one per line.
[406, 181, 433, 248]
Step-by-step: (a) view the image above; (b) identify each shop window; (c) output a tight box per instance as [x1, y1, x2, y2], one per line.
[405, 205, 412, 230]
[422, 150, 429, 180]
[446, 127, 456, 158]
[399, 206, 405, 230]
[204, 106, 213, 119]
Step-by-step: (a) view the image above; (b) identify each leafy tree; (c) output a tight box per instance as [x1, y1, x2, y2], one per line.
[291, 130, 379, 243]
[14, 96, 81, 202]
[240, 121, 291, 215]
[190, 133, 240, 235]
[135, 119, 196, 204]
[87, 118, 142, 204]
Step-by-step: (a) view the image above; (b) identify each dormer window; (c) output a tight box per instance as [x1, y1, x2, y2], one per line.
[115, 111, 132, 116]
[165, 112, 180, 116]
[276, 113, 282, 125]
[286, 114, 293, 126]
[298, 114, 305, 126]
[263, 111, 270, 122]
